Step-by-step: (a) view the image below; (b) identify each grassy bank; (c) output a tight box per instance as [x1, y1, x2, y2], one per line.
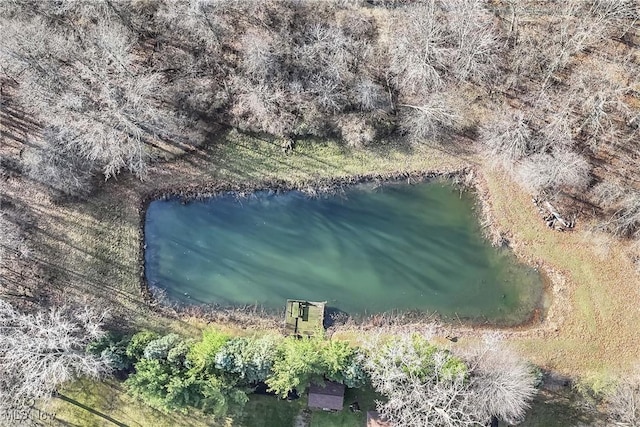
[483, 168, 640, 382]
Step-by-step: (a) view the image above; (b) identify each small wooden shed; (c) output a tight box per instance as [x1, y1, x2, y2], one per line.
[308, 380, 345, 411]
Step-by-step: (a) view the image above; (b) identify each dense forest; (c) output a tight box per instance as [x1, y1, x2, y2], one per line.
[0, 0, 639, 425]
[1, 1, 637, 200]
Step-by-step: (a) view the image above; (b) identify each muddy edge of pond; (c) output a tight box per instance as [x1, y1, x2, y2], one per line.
[136, 168, 559, 333]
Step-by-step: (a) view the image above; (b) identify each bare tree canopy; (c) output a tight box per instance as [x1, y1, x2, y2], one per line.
[594, 182, 640, 238]
[389, 0, 497, 95]
[0, 299, 112, 404]
[606, 370, 640, 427]
[0, 0, 636, 208]
[363, 334, 537, 426]
[0, 202, 23, 266]
[462, 337, 539, 424]
[517, 150, 591, 194]
[481, 111, 533, 164]
[1, 8, 199, 184]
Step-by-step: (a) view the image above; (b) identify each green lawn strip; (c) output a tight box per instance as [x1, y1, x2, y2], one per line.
[50, 376, 607, 427]
[514, 389, 606, 427]
[236, 384, 382, 427]
[51, 378, 213, 427]
[50, 378, 381, 427]
[310, 385, 381, 427]
[237, 394, 306, 427]
[210, 130, 464, 182]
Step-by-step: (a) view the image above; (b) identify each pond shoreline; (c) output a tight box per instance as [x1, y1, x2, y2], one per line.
[137, 167, 555, 331]
[137, 169, 469, 304]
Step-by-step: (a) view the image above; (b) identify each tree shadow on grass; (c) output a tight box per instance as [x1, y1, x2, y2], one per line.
[517, 387, 606, 427]
[56, 393, 128, 427]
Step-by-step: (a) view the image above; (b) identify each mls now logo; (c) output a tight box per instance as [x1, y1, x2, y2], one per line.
[0, 399, 57, 425]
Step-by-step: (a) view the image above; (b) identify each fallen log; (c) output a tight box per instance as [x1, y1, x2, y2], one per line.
[543, 201, 573, 229]
[532, 197, 575, 230]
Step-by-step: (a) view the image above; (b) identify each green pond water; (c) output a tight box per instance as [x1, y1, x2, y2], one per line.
[144, 181, 544, 324]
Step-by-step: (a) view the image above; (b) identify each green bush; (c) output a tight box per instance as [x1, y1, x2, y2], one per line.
[266, 336, 325, 397]
[388, 334, 467, 381]
[126, 331, 159, 361]
[187, 329, 231, 374]
[215, 335, 278, 385]
[320, 340, 357, 385]
[122, 328, 368, 414]
[86, 332, 133, 372]
[266, 336, 366, 397]
[167, 340, 192, 370]
[336, 352, 367, 389]
[126, 359, 173, 410]
[143, 333, 183, 361]
[125, 329, 245, 417]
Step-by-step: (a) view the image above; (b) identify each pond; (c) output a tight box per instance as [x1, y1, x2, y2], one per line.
[144, 181, 544, 325]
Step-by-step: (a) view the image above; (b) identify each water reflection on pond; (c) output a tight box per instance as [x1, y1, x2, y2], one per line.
[144, 181, 544, 325]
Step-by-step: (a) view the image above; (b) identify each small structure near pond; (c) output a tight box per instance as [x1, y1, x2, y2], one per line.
[284, 299, 325, 337]
[308, 380, 345, 411]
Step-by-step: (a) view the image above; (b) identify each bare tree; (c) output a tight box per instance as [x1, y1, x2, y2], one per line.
[0, 194, 31, 268]
[389, 1, 447, 96]
[442, 0, 498, 83]
[228, 1, 379, 139]
[399, 94, 460, 142]
[536, 106, 574, 153]
[587, 0, 640, 33]
[363, 334, 479, 427]
[389, 0, 497, 96]
[611, 199, 640, 238]
[352, 78, 388, 112]
[517, 149, 591, 194]
[230, 79, 297, 137]
[154, 0, 231, 50]
[22, 128, 95, 197]
[310, 75, 348, 114]
[300, 21, 354, 85]
[0, 299, 111, 404]
[569, 68, 631, 148]
[594, 182, 640, 238]
[461, 337, 538, 424]
[0, 204, 22, 267]
[241, 29, 278, 83]
[605, 370, 640, 426]
[1, 13, 196, 181]
[338, 114, 377, 148]
[593, 180, 627, 208]
[363, 333, 537, 426]
[480, 111, 532, 164]
[504, 0, 636, 95]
